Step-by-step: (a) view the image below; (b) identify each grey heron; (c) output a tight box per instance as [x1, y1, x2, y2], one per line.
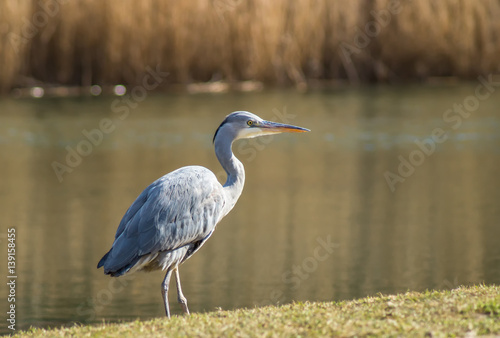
[97, 111, 309, 317]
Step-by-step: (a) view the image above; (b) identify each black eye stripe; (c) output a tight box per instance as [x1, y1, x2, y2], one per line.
[213, 116, 230, 143]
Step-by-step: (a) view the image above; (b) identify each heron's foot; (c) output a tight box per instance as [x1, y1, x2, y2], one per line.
[178, 295, 190, 315]
[162, 292, 171, 318]
[162, 270, 173, 318]
[174, 267, 190, 315]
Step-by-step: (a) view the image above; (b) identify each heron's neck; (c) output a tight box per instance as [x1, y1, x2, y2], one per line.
[214, 135, 245, 213]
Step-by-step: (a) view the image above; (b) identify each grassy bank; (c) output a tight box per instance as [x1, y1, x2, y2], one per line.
[15, 284, 500, 337]
[1, 0, 500, 93]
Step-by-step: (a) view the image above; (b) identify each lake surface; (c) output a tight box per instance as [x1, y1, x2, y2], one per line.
[1, 85, 499, 334]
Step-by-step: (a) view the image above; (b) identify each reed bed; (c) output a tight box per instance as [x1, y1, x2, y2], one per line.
[1, 0, 499, 93]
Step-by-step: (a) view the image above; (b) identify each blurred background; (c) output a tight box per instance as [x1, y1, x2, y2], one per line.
[1, 0, 500, 92]
[1, 0, 500, 334]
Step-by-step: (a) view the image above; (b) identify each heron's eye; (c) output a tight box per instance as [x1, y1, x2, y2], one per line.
[247, 120, 254, 126]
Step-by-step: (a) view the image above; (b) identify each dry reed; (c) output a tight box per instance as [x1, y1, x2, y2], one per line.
[1, 0, 499, 93]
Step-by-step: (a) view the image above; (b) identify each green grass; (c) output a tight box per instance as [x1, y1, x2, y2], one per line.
[15, 284, 500, 337]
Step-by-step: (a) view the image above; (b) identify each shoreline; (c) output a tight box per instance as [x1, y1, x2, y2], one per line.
[11, 284, 500, 337]
[7, 76, 476, 99]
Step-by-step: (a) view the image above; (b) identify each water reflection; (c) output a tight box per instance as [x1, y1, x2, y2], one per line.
[0, 86, 499, 333]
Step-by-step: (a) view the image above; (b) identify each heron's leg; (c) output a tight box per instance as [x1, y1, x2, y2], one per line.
[174, 267, 190, 315]
[161, 269, 173, 318]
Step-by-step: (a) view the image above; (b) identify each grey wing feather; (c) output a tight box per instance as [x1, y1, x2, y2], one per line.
[99, 166, 225, 275]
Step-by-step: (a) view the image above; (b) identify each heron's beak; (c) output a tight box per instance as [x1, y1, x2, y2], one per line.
[258, 121, 310, 133]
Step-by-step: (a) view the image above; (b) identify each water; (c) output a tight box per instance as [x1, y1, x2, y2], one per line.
[0, 85, 499, 333]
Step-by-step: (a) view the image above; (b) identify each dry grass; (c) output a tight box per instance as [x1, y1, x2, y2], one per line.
[1, 0, 500, 92]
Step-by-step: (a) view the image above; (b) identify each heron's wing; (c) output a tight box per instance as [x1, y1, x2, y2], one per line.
[100, 166, 225, 274]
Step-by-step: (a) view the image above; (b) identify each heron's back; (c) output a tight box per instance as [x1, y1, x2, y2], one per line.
[97, 166, 226, 276]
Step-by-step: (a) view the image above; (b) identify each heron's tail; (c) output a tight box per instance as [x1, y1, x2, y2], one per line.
[97, 251, 110, 269]
[97, 249, 138, 277]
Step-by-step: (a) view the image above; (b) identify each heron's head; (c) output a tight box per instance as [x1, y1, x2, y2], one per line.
[213, 111, 309, 143]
